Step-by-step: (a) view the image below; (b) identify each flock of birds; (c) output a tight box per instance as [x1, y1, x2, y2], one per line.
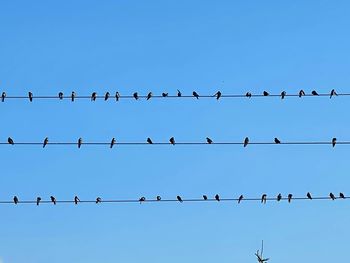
[6, 192, 347, 205]
[0, 89, 340, 101]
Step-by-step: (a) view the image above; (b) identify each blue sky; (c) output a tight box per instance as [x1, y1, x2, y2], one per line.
[0, 0, 350, 262]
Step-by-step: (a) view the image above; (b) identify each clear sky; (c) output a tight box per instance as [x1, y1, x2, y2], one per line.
[0, 1, 349, 262]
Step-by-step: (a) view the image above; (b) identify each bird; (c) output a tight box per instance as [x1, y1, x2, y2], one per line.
[78, 138, 82, 148]
[203, 195, 208, 200]
[274, 138, 281, 144]
[238, 195, 244, 204]
[307, 192, 312, 200]
[177, 89, 182, 97]
[214, 91, 222, 100]
[50, 196, 56, 205]
[133, 92, 139, 100]
[162, 92, 168, 97]
[91, 92, 97, 101]
[58, 92, 63, 100]
[8, 137, 14, 145]
[330, 89, 338, 98]
[281, 91, 286, 99]
[277, 193, 284, 202]
[288, 194, 293, 203]
[193, 91, 199, 99]
[1, 92, 6, 102]
[36, 197, 41, 206]
[311, 90, 319, 96]
[147, 137, 153, 144]
[146, 92, 152, 100]
[115, 92, 120, 101]
[156, 196, 161, 201]
[215, 194, 220, 201]
[96, 197, 102, 204]
[332, 138, 337, 147]
[74, 196, 80, 204]
[263, 91, 269, 96]
[339, 192, 345, 199]
[110, 138, 116, 148]
[71, 91, 76, 101]
[177, 195, 183, 202]
[28, 92, 33, 102]
[246, 92, 252, 98]
[13, 196, 19, 204]
[329, 192, 336, 200]
[169, 137, 175, 145]
[206, 137, 213, 144]
[43, 137, 49, 148]
[243, 137, 249, 147]
[261, 194, 267, 204]
[139, 197, 146, 203]
[104, 92, 110, 101]
[298, 90, 305, 97]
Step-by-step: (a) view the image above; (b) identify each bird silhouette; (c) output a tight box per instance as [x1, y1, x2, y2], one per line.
[43, 137, 49, 148]
[156, 196, 161, 201]
[169, 137, 175, 145]
[1, 92, 6, 102]
[115, 92, 120, 101]
[206, 137, 213, 144]
[96, 197, 102, 203]
[261, 194, 267, 204]
[28, 92, 33, 102]
[133, 92, 139, 100]
[329, 192, 336, 200]
[263, 91, 269, 96]
[177, 195, 183, 202]
[91, 92, 97, 101]
[339, 192, 345, 199]
[277, 193, 282, 201]
[274, 138, 281, 144]
[110, 138, 116, 148]
[193, 91, 199, 99]
[244, 137, 249, 147]
[74, 196, 80, 204]
[177, 89, 182, 97]
[307, 192, 312, 200]
[8, 137, 14, 145]
[36, 197, 41, 206]
[332, 138, 337, 147]
[238, 195, 244, 203]
[330, 89, 338, 98]
[13, 196, 19, 204]
[215, 194, 220, 201]
[58, 92, 63, 100]
[147, 92, 152, 100]
[162, 93, 168, 97]
[281, 91, 286, 99]
[203, 195, 208, 200]
[50, 196, 56, 205]
[78, 138, 82, 148]
[246, 92, 252, 98]
[139, 197, 146, 203]
[104, 92, 110, 101]
[71, 91, 76, 101]
[214, 91, 222, 100]
[288, 194, 293, 203]
[298, 90, 305, 97]
[147, 137, 153, 144]
[311, 90, 319, 96]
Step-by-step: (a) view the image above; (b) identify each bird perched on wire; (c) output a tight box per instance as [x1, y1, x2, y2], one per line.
[91, 92, 97, 101]
[147, 137, 153, 144]
[263, 91, 269, 96]
[307, 192, 312, 200]
[110, 138, 116, 148]
[246, 92, 252, 98]
[244, 137, 249, 147]
[1, 92, 6, 102]
[58, 92, 63, 100]
[274, 138, 281, 144]
[43, 137, 49, 148]
[206, 137, 213, 144]
[28, 92, 33, 102]
[104, 92, 110, 101]
[177, 89, 182, 97]
[177, 196, 183, 203]
[78, 138, 82, 148]
[13, 196, 19, 204]
[281, 91, 286, 99]
[50, 196, 56, 205]
[214, 91, 222, 100]
[156, 196, 161, 201]
[162, 93, 168, 97]
[115, 92, 120, 101]
[133, 92, 139, 100]
[329, 193, 336, 200]
[36, 197, 41, 206]
[215, 194, 220, 201]
[238, 195, 244, 204]
[71, 91, 76, 101]
[261, 194, 267, 204]
[298, 90, 305, 97]
[339, 192, 345, 199]
[203, 195, 208, 200]
[74, 196, 80, 204]
[332, 138, 337, 147]
[139, 197, 146, 203]
[311, 90, 319, 96]
[169, 137, 175, 145]
[330, 89, 338, 98]
[193, 91, 199, 99]
[8, 137, 14, 145]
[288, 194, 293, 203]
[147, 92, 152, 100]
[96, 197, 102, 204]
[277, 193, 282, 201]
